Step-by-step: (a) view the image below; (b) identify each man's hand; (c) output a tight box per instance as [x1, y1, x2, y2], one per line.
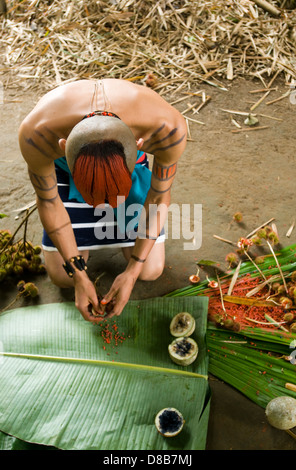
[100, 270, 138, 319]
[73, 272, 105, 323]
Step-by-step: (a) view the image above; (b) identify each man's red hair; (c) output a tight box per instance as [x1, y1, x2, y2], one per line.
[72, 140, 132, 208]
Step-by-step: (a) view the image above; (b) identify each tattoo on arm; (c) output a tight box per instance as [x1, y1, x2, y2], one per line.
[152, 161, 177, 181]
[150, 159, 177, 194]
[25, 127, 60, 160]
[28, 169, 57, 191]
[25, 137, 54, 160]
[36, 194, 59, 202]
[145, 127, 178, 152]
[145, 124, 165, 145]
[28, 169, 58, 202]
[150, 182, 173, 194]
[145, 124, 185, 154]
[131, 254, 146, 263]
[47, 221, 72, 236]
[147, 134, 185, 154]
[35, 129, 58, 153]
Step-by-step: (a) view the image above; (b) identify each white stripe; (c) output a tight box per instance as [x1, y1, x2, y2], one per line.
[57, 183, 69, 187]
[72, 222, 117, 228]
[63, 202, 112, 209]
[64, 202, 92, 208]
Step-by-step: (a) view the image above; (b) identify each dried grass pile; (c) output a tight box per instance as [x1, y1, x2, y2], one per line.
[0, 0, 296, 95]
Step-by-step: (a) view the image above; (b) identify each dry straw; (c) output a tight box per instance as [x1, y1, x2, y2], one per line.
[0, 0, 296, 96]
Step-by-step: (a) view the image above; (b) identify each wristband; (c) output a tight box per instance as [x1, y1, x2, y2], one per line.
[63, 255, 87, 277]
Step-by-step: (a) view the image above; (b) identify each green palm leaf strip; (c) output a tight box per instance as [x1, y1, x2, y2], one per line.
[207, 325, 296, 408]
[1, 351, 207, 379]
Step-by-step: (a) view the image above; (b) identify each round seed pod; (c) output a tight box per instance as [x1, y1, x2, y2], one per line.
[23, 282, 39, 298]
[13, 264, 23, 276]
[232, 321, 242, 332]
[155, 408, 185, 437]
[32, 255, 42, 265]
[37, 264, 46, 274]
[265, 396, 296, 430]
[280, 296, 293, 310]
[4, 263, 13, 275]
[271, 282, 281, 292]
[27, 262, 39, 273]
[19, 258, 30, 269]
[277, 285, 286, 295]
[283, 312, 295, 324]
[168, 337, 198, 366]
[17, 280, 26, 292]
[169, 312, 195, 338]
[224, 318, 234, 329]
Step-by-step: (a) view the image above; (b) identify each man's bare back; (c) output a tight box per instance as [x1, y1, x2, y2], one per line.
[19, 79, 184, 164]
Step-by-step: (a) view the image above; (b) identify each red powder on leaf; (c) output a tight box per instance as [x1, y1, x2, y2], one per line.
[100, 320, 127, 349]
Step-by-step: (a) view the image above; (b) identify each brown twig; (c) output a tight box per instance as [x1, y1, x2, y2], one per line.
[266, 240, 288, 294]
[0, 205, 37, 255]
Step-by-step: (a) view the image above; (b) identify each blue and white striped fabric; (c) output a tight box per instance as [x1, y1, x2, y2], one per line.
[42, 152, 165, 251]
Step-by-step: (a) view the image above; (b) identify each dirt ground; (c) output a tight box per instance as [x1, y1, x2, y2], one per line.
[1, 76, 296, 450]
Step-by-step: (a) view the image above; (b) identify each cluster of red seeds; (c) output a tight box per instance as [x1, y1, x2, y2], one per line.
[99, 320, 128, 351]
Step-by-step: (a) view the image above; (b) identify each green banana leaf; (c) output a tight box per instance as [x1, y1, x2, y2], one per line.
[0, 297, 210, 450]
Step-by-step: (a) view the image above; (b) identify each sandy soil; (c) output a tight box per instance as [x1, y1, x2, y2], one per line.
[1, 76, 296, 450]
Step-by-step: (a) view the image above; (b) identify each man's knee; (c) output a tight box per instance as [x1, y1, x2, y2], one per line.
[43, 251, 73, 288]
[46, 264, 73, 288]
[138, 261, 164, 281]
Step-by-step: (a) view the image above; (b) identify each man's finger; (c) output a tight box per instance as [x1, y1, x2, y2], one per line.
[91, 302, 105, 315]
[78, 305, 101, 323]
[101, 288, 117, 306]
[104, 296, 128, 319]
